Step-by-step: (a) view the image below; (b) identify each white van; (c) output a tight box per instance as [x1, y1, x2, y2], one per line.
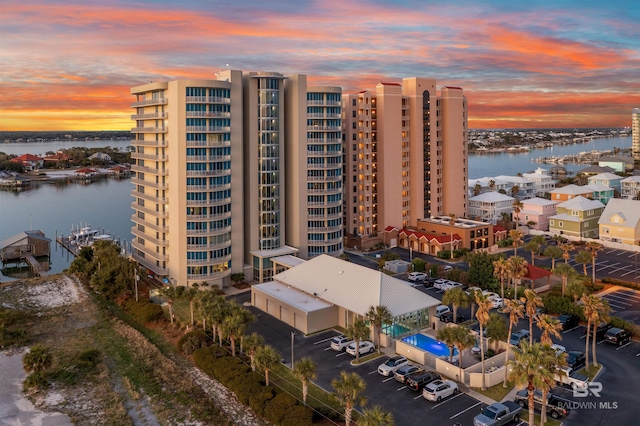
[435, 305, 451, 317]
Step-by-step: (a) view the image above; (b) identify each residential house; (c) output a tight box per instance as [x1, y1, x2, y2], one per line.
[10, 154, 43, 171]
[588, 172, 623, 193]
[517, 197, 557, 231]
[587, 183, 615, 205]
[598, 156, 634, 173]
[88, 152, 112, 163]
[577, 165, 615, 177]
[548, 196, 605, 239]
[43, 152, 72, 167]
[494, 175, 537, 199]
[549, 184, 593, 202]
[621, 176, 640, 199]
[598, 199, 640, 245]
[468, 191, 514, 224]
[522, 167, 556, 196]
[468, 176, 510, 196]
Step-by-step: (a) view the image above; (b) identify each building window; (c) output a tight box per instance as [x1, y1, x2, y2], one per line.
[603, 227, 610, 234]
[550, 220, 554, 226]
[559, 221, 563, 227]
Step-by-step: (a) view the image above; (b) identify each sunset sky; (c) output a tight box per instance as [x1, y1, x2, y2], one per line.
[1, 0, 639, 131]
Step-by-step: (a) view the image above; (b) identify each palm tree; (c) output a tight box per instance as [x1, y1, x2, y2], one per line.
[159, 286, 179, 325]
[331, 371, 367, 426]
[473, 183, 482, 196]
[508, 341, 556, 426]
[586, 241, 603, 286]
[581, 294, 596, 371]
[583, 295, 611, 371]
[522, 289, 543, 345]
[436, 326, 458, 364]
[502, 299, 524, 387]
[475, 291, 493, 390]
[511, 184, 521, 199]
[509, 230, 523, 257]
[567, 280, 587, 303]
[255, 345, 281, 386]
[183, 287, 199, 327]
[208, 296, 230, 345]
[486, 313, 508, 351]
[591, 297, 611, 368]
[228, 303, 255, 354]
[554, 263, 576, 297]
[559, 242, 575, 264]
[523, 240, 540, 266]
[512, 199, 524, 228]
[489, 179, 496, 191]
[244, 332, 264, 372]
[492, 257, 509, 300]
[23, 345, 52, 373]
[442, 287, 469, 323]
[366, 305, 393, 354]
[358, 405, 395, 426]
[543, 246, 563, 270]
[574, 250, 591, 276]
[468, 288, 481, 319]
[449, 213, 457, 259]
[450, 325, 476, 385]
[537, 314, 563, 346]
[293, 357, 317, 405]
[507, 256, 528, 299]
[538, 346, 567, 425]
[346, 318, 370, 363]
[221, 313, 245, 356]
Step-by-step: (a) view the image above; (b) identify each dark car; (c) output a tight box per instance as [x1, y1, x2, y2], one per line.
[557, 314, 580, 331]
[565, 351, 586, 370]
[440, 312, 466, 324]
[424, 277, 438, 288]
[514, 389, 570, 419]
[583, 322, 611, 341]
[394, 365, 422, 384]
[406, 371, 441, 391]
[604, 327, 631, 346]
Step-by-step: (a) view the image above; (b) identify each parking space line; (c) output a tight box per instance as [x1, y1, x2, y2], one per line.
[563, 325, 581, 334]
[324, 347, 333, 351]
[414, 394, 424, 400]
[597, 339, 606, 345]
[313, 336, 336, 345]
[450, 401, 482, 419]
[605, 303, 625, 311]
[336, 352, 348, 357]
[368, 370, 378, 375]
[431, 392, 464, 409]
[383, 377, 395, 382]
[628, 252, 637, 258]
[602, 297, 633, 306]
[616, 342, 631, 351]
[636, 352, 640, 357]
[397, 386, 407, 391]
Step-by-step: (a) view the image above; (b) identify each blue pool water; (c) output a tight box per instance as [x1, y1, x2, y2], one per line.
[401, 333, 458, 358]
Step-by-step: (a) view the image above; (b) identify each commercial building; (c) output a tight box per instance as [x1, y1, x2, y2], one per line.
[342, 79, 468, 250]
[130, 71, 343, 287]
[633, 108, 640, 163]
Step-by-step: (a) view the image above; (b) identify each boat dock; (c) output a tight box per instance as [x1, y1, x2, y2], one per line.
[56, 224, 123, 257]
[0, 230, 51, 277]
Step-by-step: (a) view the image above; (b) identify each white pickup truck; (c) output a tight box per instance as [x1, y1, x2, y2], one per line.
[554, 366, 589, 390]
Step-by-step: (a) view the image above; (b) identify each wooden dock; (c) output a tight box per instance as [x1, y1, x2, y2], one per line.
[56, 236, 80, 257]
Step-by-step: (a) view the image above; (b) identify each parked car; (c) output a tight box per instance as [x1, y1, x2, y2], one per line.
[435, 305, 451, 317]
[394, 365, 422, 384]
[565, 350, 586, 370]
[424, 277, 438, 288]
[346, 340, 375, 356]
[551, 344, 566, 356]
[377, 356, 409, 376]
[604, 327, 631, 346]
[466, 286, 483, 296]
[509, 329, 530, 346]
[557, 314, 580, 331]
[422, 379, 459, 402]
[330, 335, 354, 352]
[555, 366, 588, 390]
[441, 281, 464, 291]
[514, 389, 570, 419]
[440, 311, 466, 324]
[524, 306, 546, 319]
[408, 272, 428, 282]
[473, 401, 522, 426]
[443, 265, 453, 272]
[488, 296, 504, 309]
[406, 370, 441, 391]
[583, 322, 612, 341]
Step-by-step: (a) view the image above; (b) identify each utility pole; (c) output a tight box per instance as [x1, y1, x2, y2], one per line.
[291, 331, 296, 369]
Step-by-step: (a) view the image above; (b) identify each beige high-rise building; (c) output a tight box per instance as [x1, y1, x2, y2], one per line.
[633, 108, 640, 163]
[343, 78, 468, 250]
[131, 71, 342, 287]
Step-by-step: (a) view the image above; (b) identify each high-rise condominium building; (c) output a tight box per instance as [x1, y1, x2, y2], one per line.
[131, 71, 342, 288]
[342, 78, 468, 250]
[633, 108, 640, 163]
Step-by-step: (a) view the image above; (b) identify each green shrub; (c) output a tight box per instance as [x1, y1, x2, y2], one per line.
[437, 250, 451, 259]
[542, 295, 585, 319]
[313, 406, 345, 423]
[281, 405, 313, 426]
[177, 331, 209, 355]
[249, 386, 276, 416]
[264, 393, 298, 424]
[77, 349, 101, 367]
[124, 299, 164, 323]
[602, 277, 640, 290]
[609, 317, 640, 337]
[193, 345, 226, 378]
[23, 371, 48, 390]
[228, 372, 264, 405]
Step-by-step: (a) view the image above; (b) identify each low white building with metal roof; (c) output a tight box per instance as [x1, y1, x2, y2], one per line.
[251, 254, 441, 339]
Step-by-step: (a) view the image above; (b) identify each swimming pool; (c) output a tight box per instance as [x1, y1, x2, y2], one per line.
[401, 333, 458, 358]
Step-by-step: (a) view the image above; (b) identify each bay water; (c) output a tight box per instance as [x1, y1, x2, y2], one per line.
[0, 136, 632, 276]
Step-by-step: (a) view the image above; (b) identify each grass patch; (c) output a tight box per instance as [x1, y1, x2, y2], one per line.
[472, 381, 515, 402]
[351, 352, 385, 365]
[577, 363, 602, 381]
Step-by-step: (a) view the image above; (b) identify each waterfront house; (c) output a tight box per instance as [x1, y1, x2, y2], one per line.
[549, 184, 593, 202]
[548, 196, 605, 239]
[468, 176, 511, 196]
[598, 156, 634, 173]
[517, 197, 557, 231]
[89, 152, 112, 163]
[598, 199, 640, 245]
[620, 176, 640, 199]
[10, 154, 43, 171]
[43, 152, 72, 167]
[493, 175, 537, 199]
[0, 173, 31, 189]
[587, 172, 623, 193]
[522, 167, 556, 196]
[586, 183, 615, 205]
[578, 165, 615, 177]
[0, 230, 51, 273]
[468, 191, 514, 224]
[74, 167, 98, 177]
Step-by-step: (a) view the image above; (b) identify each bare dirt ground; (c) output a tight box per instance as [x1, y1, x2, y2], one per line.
[0, 274, 267, 426]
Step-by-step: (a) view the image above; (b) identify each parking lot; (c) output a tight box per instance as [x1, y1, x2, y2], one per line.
[594, 286, 640, 324]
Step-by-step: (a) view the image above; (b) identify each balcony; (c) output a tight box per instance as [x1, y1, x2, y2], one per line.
[185, 96, 230, 104]
[133, 139, 168, 147]
[131, 152, 168, 161]
[131, 127, 168, 133]
[307, 225, 343, 232]
[306, 125, 342, 131]
[186, 154, 231, 162]
[186, 197, 231, 207]
[131, 177, 168, 190]
[131, 252, 168, 274]
[132, 164, 169, 175]
[307, 163, 340, 169]
[185, 111, 231, 118]
[308, 200, 342, 207]
[308, 237, 343, 245]
[131, 202, 169, 218]
[185, 126, 231, 133]
[131, 112, 167, 120]
[185, 169, 231, 177]
[307, 100, 341, 106]
[131, 189, 168, 204]
[131, 215, 168, 233]
[186, 139, 231, 148]
[131, 98, 167, 107]
[131, 228, 167, 247]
